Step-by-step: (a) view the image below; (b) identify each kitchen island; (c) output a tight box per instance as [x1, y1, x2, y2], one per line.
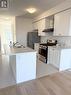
[5, 47, 37, 84]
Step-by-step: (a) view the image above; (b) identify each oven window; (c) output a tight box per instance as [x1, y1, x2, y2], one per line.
[39, 48, 47, 57]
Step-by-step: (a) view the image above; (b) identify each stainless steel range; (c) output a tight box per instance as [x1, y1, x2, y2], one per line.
[39, 40, 57, 63]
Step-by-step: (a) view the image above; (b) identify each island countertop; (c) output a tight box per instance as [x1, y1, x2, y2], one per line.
[5, 47, 36, 55]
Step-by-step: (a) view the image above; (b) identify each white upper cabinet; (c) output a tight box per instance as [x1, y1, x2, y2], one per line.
[33, 16, 54, 36]
[37, 18, 46, 36]
[54, 9, 71, 36]
[33, 18, 48, 36]
[33, 22, 38, 30]
[33, 20, 45, 36]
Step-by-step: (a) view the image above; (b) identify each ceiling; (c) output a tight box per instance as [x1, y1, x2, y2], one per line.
[0, 0, 66, 18]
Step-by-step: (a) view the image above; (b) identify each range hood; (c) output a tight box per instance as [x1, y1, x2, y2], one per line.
[42, 28, 54, 32]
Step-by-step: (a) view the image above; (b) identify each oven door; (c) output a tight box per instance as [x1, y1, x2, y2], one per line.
[39, 47, 48, 63]
[39, 54, 47, 63]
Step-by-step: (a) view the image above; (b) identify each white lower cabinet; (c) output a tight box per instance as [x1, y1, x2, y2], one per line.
[48, 47, 71, 71]
[48, 47, 60, 69]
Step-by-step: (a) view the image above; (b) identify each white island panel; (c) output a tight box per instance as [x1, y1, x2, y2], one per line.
[16, 52, 36, 83]
[9, 47, 37, 84]
[10, 55, 16, 80]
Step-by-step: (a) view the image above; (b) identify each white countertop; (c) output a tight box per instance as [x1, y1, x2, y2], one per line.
[48, 46, 71, 50]
[5, 47, 36, 55]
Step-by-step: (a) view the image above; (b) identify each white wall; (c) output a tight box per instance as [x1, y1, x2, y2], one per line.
[15, 16, 33, 46]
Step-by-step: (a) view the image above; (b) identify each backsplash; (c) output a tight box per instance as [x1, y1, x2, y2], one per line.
[41, 36, 71, 47]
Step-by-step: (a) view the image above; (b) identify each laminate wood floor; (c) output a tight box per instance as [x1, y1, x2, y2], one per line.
[0, 70, 71, 95]
[0, 55, 16, 89]
[0, 55, 58, 89]
[36, 60, 58, 78]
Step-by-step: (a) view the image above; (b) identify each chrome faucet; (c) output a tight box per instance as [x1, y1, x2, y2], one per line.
[13, 42, 19, 46]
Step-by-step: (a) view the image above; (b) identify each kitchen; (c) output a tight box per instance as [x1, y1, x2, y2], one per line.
[0, 0, 71, 94]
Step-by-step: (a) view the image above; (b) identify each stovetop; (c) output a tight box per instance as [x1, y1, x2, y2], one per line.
[40, 43, 47, 46]
[40, 43, 57, 46]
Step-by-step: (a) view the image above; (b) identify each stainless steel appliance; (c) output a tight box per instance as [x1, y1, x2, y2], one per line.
[39, 40, 57, 63]
[39, 44, 48, 63]
[27, 30, 40, 49]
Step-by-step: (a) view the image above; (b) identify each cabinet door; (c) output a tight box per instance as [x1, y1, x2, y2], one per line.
[48, 47, 54, 64]
[54, 9, 71, 36]
[48, 47, 60, 69]
[50, 48, 58, 68]
[33, 22, 38, 30]
[53, 49, 60, 69]
[37, 19, 46, 36]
